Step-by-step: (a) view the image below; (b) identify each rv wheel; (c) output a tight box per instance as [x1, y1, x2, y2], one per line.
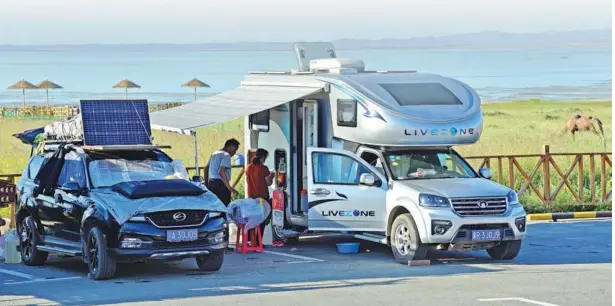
[487, 240, 522, 260]
[390, 213, 427, 264]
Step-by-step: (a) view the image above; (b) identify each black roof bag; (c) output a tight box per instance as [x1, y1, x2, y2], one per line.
[112, 179, 205, 200]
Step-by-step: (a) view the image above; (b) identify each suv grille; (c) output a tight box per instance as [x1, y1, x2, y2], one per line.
[146, 210, 207, 228]
[451, 197, 507, 216]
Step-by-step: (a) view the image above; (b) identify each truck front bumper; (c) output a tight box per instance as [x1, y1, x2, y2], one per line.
[418, 205, 527, 245]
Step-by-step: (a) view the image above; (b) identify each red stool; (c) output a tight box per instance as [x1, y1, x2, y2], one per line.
[235, 224, 264, 254]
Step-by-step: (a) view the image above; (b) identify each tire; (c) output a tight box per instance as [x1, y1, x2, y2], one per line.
[19, 216, 48, 266]
[85, 227, 117, 280]
[196, 251, 224, 272]
[487, 240, 522, 260]
[390, 213, 428, 264]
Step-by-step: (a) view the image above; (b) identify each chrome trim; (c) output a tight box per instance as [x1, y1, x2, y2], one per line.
[450, 197, 508, 217]
[146, 213, 208, 229]
[149, 250, 210, 259]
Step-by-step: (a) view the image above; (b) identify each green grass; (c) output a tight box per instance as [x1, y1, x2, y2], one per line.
[0, 100, 611, 210]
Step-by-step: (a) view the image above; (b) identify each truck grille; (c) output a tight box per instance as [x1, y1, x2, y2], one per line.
[146, 210, 207, 228]
[451, 197, 507, 216]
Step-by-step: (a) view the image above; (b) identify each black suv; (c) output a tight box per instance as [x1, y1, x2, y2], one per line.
[15, 143, 228, 280]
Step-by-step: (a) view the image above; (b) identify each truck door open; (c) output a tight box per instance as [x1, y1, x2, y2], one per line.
[306, 148, 387, 232]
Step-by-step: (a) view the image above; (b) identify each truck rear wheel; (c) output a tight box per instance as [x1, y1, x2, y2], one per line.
[487, 240, 522, 260]
[390, 213, 427, 263]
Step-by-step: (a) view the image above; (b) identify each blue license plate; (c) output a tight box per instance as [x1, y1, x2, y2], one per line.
[166, 229, 198, 242]
[471, 229, 501, 241]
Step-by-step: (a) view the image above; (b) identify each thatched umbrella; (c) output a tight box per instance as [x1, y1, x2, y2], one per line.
[36, 80, 63, 106]
[113, 79, 140, 99]
[182, 78, 210, 101]
[8, 80, 38, 107]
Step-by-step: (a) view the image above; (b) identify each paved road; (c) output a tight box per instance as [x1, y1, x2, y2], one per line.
[0, 220, 611, 306]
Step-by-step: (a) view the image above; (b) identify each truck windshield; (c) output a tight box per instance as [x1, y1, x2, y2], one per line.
[87, 151, 188, 188]
[385, 150, 476, 180]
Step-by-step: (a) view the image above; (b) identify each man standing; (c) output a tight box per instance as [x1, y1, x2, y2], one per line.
[205, 138, 240, 205]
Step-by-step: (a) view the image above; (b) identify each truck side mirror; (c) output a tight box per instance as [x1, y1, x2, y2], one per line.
[192, 176, 204, 183]
[359, 173, 376, 186]
[479, 168, 493, 180]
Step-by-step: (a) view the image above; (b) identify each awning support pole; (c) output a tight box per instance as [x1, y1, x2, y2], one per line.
[193, 131, 199, 177]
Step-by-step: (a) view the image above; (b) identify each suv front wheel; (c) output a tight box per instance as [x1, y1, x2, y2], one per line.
[85, 227, 117, 280]
[195, 250, 224, 272]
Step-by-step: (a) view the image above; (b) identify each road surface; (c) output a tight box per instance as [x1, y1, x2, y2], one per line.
[0, 220, 611, 306]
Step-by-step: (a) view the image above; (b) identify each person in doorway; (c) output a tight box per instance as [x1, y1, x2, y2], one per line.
[205, 138, 240, 206]
[246, 148, 275, 234]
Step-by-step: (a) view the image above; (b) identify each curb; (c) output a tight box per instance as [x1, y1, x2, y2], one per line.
[528, 211, 612, 221]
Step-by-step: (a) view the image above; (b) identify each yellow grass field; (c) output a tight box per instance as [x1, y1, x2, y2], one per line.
[0, 101, 611, 215]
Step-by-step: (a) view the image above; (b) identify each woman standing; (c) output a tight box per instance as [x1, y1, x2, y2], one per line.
[245, 149, 274, 234]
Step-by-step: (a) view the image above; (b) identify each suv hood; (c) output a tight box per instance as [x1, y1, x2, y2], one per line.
[397, 178, 511, 198]
[90, 186, 227, 225]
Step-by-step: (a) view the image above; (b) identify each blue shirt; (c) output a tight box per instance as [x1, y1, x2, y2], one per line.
[208, 150, 232, 181]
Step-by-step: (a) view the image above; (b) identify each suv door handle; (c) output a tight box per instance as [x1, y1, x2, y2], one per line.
[310, 188, 330, 196]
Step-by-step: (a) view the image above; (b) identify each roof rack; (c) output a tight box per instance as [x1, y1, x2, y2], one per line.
[82, 145, 172, 151]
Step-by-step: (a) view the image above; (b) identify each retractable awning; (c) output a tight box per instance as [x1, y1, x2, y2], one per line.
[150, 85, 324, 132]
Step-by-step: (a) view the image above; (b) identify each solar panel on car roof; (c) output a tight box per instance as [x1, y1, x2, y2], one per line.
[80, 100, 152, 146]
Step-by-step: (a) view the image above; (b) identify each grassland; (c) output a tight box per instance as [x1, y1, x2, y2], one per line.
[0, 101, 612, 218]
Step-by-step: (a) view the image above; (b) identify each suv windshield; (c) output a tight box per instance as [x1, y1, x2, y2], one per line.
[87, 151, 188, 188]
[385, 150, 476, 180]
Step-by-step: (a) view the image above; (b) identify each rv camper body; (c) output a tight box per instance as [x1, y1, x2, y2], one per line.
[148, 42, 527, 262]
[244, 44, 526, 262]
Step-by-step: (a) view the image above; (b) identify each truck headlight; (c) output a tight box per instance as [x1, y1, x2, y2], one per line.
[507, 191, 521, 206]
[419, 194, 450, 208]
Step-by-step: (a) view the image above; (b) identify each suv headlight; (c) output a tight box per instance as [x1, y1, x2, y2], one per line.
[419, 194, 450, 208]
[208, 212, 223, 218]
[507, 191, 521, 206]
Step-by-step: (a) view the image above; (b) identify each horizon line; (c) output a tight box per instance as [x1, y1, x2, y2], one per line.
[1, 28, 610, 47]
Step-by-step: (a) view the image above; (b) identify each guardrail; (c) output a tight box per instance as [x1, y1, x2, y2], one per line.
[464, 145, 612, 205]
[0, 103, 185, 120]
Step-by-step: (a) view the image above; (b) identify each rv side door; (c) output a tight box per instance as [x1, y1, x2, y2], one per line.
[306, 148, 387, 232]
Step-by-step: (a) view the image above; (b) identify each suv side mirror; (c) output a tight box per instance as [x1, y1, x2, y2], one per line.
[479, 168, 493, 180]
[60, 182, 81, 193]
[192, 176, 204, 183]
[360, 173, 376, 186]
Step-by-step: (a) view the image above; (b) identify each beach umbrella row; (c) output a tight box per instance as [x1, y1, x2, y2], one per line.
[7, 79, 63, 107]
[7, 78, 210, 106]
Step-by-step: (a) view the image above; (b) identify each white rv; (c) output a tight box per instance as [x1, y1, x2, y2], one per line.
[150, 42, 527, 263]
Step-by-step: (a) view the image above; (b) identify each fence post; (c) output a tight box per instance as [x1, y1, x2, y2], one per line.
[589, 154, 596, 204]
[578, 155, 584, 202]
[601, 154, 607, 203]
[543, 145, 551, 205]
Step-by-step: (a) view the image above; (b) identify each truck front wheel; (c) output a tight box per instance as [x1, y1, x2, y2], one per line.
[487, 240, 522, 260]
[390, 213, 428, 263]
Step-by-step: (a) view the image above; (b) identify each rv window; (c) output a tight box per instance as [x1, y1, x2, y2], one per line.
[249, 110, 270, 132]
[337, 99, 357, 127]
[380, 83, 462, 106]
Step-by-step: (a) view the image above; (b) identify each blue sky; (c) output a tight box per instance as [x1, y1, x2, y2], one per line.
[0, 0, 611, 44]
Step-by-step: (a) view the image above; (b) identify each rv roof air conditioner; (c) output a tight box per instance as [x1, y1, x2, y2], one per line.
[309, 58, 366, 74]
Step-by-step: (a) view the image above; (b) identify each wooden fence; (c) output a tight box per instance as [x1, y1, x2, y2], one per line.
[0, 145, 611, 220]
[465, 145, 611, 205]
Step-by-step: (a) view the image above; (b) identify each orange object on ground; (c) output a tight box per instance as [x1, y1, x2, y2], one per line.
[235, 224, 264, 254]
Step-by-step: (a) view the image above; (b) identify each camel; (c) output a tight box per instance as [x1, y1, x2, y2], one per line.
[559, 114, 606, 150]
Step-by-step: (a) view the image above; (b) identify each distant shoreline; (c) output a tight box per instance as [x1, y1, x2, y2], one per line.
[1, 29, 610, 51]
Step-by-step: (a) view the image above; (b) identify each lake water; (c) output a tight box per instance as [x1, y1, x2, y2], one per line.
[0, 45, 611, 105]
